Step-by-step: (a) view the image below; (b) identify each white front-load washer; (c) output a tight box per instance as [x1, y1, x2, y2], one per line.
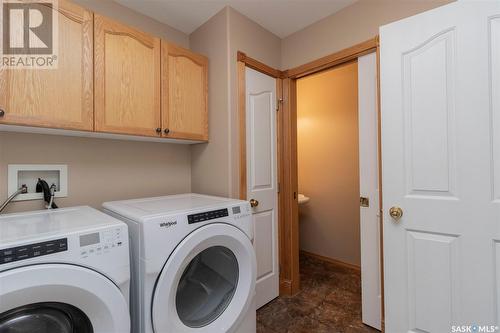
[103, 194, 257, 333]
[0, 206, 131, 333]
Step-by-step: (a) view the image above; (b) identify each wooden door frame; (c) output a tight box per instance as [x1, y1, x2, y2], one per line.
[237, 52, 297, 295]
[281, 36, 385, 330]
[237, 38, 384, 320]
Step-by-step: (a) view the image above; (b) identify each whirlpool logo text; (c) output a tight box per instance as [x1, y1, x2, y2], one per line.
[159, 221, 177, 228]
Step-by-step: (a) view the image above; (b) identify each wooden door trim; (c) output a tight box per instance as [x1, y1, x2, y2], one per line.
[281, 37, 385, 328]
[281, 77, 300, 295]
[238, 55, 294, 295]
[238, 61, 248, 201]
[284, 37, 379, 79]
[237, 52, 286, 79]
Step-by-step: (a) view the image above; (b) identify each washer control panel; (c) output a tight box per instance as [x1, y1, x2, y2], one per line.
[0, 238, 67, 265]
[79, 227, 124, 259]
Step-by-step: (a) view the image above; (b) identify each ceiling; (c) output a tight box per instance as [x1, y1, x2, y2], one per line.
[114, 0, 357, 38]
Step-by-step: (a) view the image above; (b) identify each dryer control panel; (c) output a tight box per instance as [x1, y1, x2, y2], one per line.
[186, 205, 251, 224]
[187, 208, 229, 224]
[0, 238, 67, 265]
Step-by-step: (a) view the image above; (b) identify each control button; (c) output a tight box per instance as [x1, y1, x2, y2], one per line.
[2, 256, 14, 263]
[1, 249, 14, 257]
[15, 253, 29, 260]
[0, 238, 68, 266]
[15, 247, 29, 255]
[117, 242, 122, 246]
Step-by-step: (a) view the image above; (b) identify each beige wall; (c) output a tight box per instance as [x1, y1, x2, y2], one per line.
[73, 0, 189, 48]
[0, 1, 192, 214]
[297, 62, 360, 266]
[0, 133, 191, 214]
[281, 0, 452, 69]
[190, 8, 231, 196]
[227, 7, 281, 198]
[189, 7, 281, 198]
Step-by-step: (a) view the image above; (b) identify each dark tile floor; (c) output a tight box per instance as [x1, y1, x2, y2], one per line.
[256, 254, 380, 333]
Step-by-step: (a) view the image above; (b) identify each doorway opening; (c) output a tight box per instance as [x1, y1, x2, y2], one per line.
[297, 61, 360, 274]
[238, 38, 383, 332]
[294, 56, 380, 332]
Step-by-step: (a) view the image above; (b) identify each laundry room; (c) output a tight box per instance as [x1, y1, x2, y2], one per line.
[1, 1, 497, 333]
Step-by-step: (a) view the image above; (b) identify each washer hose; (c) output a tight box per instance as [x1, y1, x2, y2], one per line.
[0, 185, 28, 214]
[36, 178, 58, 209]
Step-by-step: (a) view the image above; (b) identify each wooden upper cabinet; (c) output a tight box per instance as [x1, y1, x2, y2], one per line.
[162, 42, 208, 141]
[0, 0, 93, 131]
[94, 15, 161, 137]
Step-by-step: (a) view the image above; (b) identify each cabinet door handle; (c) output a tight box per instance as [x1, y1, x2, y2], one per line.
[0, 109, 5, 117]
[155, 128, 162, 134]
[164, 128, 170, 135]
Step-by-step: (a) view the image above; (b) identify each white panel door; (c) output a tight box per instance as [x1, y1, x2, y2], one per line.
[246, 67, 279, 309]
[358, 53, 381, 330]
[381, 2, 500, 332]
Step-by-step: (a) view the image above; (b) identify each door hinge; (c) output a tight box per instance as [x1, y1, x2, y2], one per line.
[277, 182, 281, 194]
[276, 98, 283, 111]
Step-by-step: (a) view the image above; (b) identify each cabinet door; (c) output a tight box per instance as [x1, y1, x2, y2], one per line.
[94, 15, 161, 137]
[162, 42, 208, 141]
[0, 0, 93, 131]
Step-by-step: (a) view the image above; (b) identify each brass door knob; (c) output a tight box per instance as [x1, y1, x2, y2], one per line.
[389, 207, 403, 221]
[250, 199, 259, 208]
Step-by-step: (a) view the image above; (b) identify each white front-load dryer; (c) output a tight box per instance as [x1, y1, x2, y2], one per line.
[103, 194, 257, 333]
[0, 206, 131, 333]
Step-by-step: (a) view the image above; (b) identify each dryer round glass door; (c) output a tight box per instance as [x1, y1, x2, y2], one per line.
[152, 223, 257, 333]
[176, 246, 239, 328]
[0, 264, 130, 333]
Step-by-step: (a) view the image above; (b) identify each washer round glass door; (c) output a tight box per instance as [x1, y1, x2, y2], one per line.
[0, 302, 92, 332]
[152, 224, 256, 333]
[0, 264, 130, 333]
